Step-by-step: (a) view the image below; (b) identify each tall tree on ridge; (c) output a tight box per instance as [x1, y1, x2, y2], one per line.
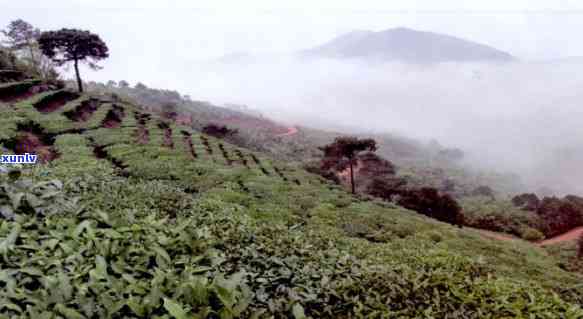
[320, 136, 377, 194]
[38, 28, 109, 92]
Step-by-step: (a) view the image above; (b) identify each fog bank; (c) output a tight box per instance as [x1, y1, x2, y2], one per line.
[189, 57, 583, 195]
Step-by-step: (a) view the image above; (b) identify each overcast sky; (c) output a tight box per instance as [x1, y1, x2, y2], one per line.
[2, 0, 583, 84]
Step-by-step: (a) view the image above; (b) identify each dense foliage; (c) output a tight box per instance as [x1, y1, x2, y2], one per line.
[537, 196, 583, 238]
[38, 29, 109, 92]
[319, 136, 377, 194]
[1, 19, 59, 81]
[396, 188, 464, 227]
[202, 124, 239, 139]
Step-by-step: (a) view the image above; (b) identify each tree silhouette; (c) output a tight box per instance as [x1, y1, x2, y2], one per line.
[320, 136, 376, 194]
[135, 82, 148, 90]
[2, 19, 40, 66]
[38, 28, 109, 92]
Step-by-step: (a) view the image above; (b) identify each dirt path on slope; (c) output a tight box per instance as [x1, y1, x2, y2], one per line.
[537, 227, 583, 246]
[475, 227, 583, 246]
[276, 126, 298, 137]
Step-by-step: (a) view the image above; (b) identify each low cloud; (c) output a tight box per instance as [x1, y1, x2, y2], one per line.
[183, 56, 583, 195]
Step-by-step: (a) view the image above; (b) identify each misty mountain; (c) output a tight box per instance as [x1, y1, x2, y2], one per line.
[301, 27, 516, 63]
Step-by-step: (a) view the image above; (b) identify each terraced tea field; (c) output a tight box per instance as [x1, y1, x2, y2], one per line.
[1, 78, 583, 318]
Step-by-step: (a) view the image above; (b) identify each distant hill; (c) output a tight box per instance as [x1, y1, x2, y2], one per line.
[302, 27, 516, 63]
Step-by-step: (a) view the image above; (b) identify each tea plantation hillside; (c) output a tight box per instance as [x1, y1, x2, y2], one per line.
[1, 77, 583, 318]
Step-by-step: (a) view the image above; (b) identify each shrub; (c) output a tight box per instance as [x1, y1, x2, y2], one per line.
[521, 227, 545, 241]
[0, 176, 75, 219]
[202, 123, 238, 139]
[364, 176, 407, 200]
[512, 193, 541, 211]
[428, 231, 443, 243]
[537, 197, 583, 237]
[397, 187, 464, 227]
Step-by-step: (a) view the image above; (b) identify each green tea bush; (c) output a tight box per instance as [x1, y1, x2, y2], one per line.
[2, 72, 583, 317]
[0, 177, 77, 220]
[521, 226, 545, 241]
[461, 197, 541, 236]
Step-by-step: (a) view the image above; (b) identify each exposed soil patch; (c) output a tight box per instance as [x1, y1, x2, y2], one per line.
[134, 112, 150, 144]
[0, 83, 52, 103]
[273, 166, 289, 181]
[217, 143, 233, 165]
[259, 167, 270, 176]
[181, 130, 197, 158]
[200, 136, 213, 155]
[158, 122, 174, 148]
[86, 136, 129, 176]
[92, 143, 108, 159]
[249, 154, 270, 176]
[101, 104, 125, 128]
[64, 98, 102, 122]
[0, 70, 26, 83]
[234, 150, 249, 168]
[237, 180, 250, 192]
[2, 121, 59, 163]
[250, 154, 261, 165]
[33, 91, 80, 113]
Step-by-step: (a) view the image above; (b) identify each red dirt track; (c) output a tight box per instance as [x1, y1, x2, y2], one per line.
[477, 227, 583, 246]
[276, 126, 298, 137]
[537, 227, 583, 246]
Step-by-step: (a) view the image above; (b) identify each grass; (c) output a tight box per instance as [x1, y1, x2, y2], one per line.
[1, 84, 583, 317]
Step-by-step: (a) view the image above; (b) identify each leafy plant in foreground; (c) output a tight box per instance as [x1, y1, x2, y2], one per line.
[0, 176, 78, 219]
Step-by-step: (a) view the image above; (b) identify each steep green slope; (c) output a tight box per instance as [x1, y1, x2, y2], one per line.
[1, 83, 582, 318]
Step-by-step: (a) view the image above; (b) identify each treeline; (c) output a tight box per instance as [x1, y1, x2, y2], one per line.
[308, 136, 465, 227]
[512, 193, 583, 238]
[0, 19, 58, 81]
